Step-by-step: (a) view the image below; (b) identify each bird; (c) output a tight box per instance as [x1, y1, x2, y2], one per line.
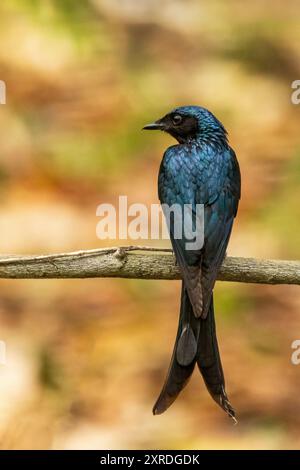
[143, 106, 241, 421]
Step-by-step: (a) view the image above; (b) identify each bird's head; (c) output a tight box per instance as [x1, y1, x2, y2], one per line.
[143, 105, 227, 146]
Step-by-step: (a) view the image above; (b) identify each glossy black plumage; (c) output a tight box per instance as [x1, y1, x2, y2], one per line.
[144, 106, 241, 420]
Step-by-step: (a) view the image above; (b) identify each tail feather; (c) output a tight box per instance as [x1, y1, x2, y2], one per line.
[153, 286, 236, 421]
[197, 295, 236, 422]
[153, 284, 200, 415]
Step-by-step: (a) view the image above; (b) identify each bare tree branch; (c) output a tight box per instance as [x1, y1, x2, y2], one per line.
[0, 246, 298, 285]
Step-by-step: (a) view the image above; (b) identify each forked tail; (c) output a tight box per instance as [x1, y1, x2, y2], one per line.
[153, 284, 236, 422]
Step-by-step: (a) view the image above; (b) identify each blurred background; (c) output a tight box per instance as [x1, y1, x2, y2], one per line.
[0, 0, 299, 450]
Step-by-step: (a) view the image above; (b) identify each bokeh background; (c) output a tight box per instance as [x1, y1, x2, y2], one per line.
[0, 0, 299, 450]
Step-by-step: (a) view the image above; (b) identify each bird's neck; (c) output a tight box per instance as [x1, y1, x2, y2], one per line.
[180, 129, 229, 150]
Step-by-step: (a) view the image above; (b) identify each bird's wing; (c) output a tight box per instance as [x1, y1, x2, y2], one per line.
[159, 145, 240, 319]
[200, 147, 240, 317]
[158, 145, 207, 318]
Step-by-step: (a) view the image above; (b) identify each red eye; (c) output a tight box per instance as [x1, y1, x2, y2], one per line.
[172, 114, 183, 125]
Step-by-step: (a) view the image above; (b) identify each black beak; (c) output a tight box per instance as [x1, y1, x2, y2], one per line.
[142, 121, 165, 131]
